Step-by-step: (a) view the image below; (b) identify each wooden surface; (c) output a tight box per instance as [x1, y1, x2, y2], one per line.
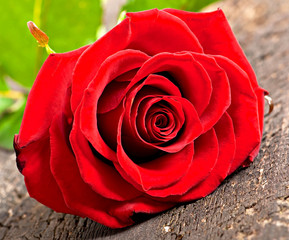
[1, 0, 289, 239]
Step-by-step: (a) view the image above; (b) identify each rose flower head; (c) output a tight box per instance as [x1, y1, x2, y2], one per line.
[14, 9, 267, 228]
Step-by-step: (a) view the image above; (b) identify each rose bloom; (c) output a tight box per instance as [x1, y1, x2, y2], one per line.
[14, 9, 267, 228]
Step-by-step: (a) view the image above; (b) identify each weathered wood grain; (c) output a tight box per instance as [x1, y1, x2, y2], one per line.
[1, 0, 288, 239]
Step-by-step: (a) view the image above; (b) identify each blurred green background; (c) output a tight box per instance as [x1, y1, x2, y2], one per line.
[0, 0, 218, 149]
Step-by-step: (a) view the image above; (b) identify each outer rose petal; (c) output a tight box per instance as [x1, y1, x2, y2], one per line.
[163, 9, 266, 166]
[245, 87, 267, 163]
[163, 8, 258, 88]
[71, 18, 132, 113]
[13, 135, 77, 215]
[116, 142, 195, 192]
[80, 49, 149, 161]
[176, 112, 236, 202]
[49, 114, 132, 228]
[145, 129, 219, 197]
[110, 197, 174, 224]
[70, 105, 142, 201]
[50, 113, 173, 228]
[191, 53, 231, 132]
[71, 9, 204, 112]
[18, 46, 89, 147]
[213, 56, 261, 174]
[126, 9, 203, 55]
[13, 47, 88, 214]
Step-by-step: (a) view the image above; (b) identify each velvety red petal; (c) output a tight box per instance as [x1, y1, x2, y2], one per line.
[210, 112, 236, 180]
[115, 142, 195, 192]
[122, 95, 202, 155]
[70, 106, 141, 201]
[154, 96, 202, 152]
[13, 135, 76, 214]
[49, 114, 134, 228]
[127, 9, 203, 55]
[213, 56, 260, 174]
[139, 74, 182, 97]
[244, 87, 267, 165]
[131, 75, 182, 142]
[71, 8, 203, 113]
[80, 50, 149, 161]
[124, 74, 182, 143]
[129, 95, 184, 145]
[110, 197, 174, 224]
[131, 52, 212, 115]
[176, 112, 236, 202]
[98, 69, 138, 114]
[134, 97, 181, 143]
[115, 110, 195, 192]
[163, 8, 258, 88]
[71, 18, 132, 112]
[97, 103, 124, 151]
[145, 129, 218, 197]
[192, 53, 231, 132]
[18, 46, 88, 147]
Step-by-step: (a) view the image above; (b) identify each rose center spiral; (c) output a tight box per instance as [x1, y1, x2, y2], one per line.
[154, 113, 168, 128]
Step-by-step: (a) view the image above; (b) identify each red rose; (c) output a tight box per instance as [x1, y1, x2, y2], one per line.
[14, 9, 267, 228]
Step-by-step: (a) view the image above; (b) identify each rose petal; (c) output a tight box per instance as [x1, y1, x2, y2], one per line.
[70, 106, 141, 201]
[245, 87, 267, 163]
[144, 128, 219, 197]
[98, 69, 139, 114]
[49, 114, 133, 228]
[71, 18, 132, 112]
[127, 9, 203, 55]
[122, 95, 202, 155]
[18, 46, 88, 147]
[130, 95, 185, 147]
[13, 136, 76, 214]
[192, 53, 231, 132]
[115, 109, 195, 191]
[71, 8, 204, 112]
[175, 112, 236, 201]
[97, 103, 124, 151]
[80, 49, 149, 161]
[131, 52, 213, 115]
[213, 56, 260, 174]
[110, 197, 174, 224]
[116, 142, 195, 192]
[163, 8, 258, 88]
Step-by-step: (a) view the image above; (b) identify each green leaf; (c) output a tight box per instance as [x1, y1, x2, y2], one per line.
[0, 97, 14, 116]
[0, 0, 102, 88]
[45, 0, 102, 53]
[0, 0, 102, 149]
[0, 100, 26, 149]
[122, 0, 186, 12]
[0, 0, 36, 87]
[0, 78, 9, 91]
[182, 0, 220, 12]
[122, 0, 219, 12]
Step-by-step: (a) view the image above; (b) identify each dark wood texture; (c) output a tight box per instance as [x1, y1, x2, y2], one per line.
[1, 0, 289, 239]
